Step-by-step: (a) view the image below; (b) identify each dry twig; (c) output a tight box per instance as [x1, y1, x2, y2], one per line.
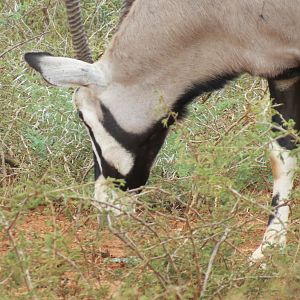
[200, 228, 230, 299]
[0, 31, 50, 58]
[0, 211, 39, 300]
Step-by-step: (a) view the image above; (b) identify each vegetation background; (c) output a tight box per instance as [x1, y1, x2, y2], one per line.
[1, 0, 300, 299]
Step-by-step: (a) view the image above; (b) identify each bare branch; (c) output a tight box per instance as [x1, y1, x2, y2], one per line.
[0, 31, 49, 59]
[0, 212, 39, 300]
[200, 228, 230, 298]
[106, 214, 168, 290]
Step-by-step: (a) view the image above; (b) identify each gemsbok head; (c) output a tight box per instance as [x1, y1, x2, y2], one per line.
[24, 0, 300, 262]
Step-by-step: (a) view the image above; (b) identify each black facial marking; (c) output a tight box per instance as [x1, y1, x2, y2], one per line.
[78, 110, 102, 181]
[100, 103, 139, 151]
[24, 52, 53, 74]
[268, 194, 280, 225]
[85, 130, 102, 179]
[93, 152, 101, 179]
[85, 119, 125, 183]
[124, 123, 169, 189]
[79, 106, 168, 189]
[100, 105, 169, 189]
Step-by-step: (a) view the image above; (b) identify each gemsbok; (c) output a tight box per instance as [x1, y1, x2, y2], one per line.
[24, 0, 300, 262]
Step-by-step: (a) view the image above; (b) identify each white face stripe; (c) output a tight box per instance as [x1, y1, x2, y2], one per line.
[80, 107, 135, 176]
[251, 140, 297, 262]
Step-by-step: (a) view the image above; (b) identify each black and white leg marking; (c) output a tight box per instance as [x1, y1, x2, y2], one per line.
[251, 74, 300, 262]
[251, 140, 297, 261]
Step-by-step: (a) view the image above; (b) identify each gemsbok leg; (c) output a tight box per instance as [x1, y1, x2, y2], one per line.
[251, 73, 300, 261]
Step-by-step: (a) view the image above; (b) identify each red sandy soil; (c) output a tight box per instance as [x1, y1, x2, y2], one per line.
[0, 205, 129, 298]
[0, 203, 267, 261]
[2, 193, 287, 298]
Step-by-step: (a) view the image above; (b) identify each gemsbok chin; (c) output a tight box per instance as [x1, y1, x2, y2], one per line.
[24, 0, 300, 262]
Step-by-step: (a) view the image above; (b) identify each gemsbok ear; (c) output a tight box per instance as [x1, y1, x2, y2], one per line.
[24, 52, 106, 88]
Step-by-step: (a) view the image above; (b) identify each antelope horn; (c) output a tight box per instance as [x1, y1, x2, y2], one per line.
[65, 0, 93, 63]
